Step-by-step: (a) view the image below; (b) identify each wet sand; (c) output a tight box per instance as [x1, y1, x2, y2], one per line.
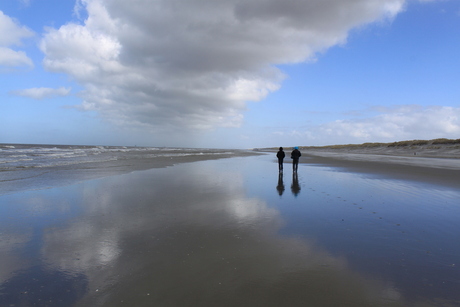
[1, 153, 459, 306]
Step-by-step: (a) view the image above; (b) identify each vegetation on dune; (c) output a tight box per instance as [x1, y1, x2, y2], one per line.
[300, 138, 460, 150]
[388, 140, 429, 147]
[432, 138, 460, 145]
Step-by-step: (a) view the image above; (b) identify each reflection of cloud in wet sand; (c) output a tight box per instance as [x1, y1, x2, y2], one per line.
[0, 192, 73, 284]
[0, 232, 32, 283]
[40, 163, 407, 306]
[42, 220, 121, 272]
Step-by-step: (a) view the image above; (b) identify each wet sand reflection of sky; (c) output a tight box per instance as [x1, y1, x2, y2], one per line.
[0, 155, 459, 306]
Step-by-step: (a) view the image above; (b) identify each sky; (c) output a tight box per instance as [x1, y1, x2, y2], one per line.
[1, 0, 459, 148]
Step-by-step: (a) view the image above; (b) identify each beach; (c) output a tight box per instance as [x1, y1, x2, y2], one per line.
[265, 141, 460, 189]
[1, 146, 459, 306]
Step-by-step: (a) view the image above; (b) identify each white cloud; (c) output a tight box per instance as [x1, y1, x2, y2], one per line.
[11, 87, 71, 99]
[0, 10, 34, 68]
[309, 105, 460, 144]
[0, 47, 33, 67]
[40, 0, 406, 134]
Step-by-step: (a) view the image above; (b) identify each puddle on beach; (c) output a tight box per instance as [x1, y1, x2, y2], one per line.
[0, 155, 459, 306]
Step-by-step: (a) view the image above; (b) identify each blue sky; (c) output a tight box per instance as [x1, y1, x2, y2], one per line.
[1, 0, 459, 148]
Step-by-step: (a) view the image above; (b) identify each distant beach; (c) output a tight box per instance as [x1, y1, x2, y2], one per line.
[260, 138, 460, 189]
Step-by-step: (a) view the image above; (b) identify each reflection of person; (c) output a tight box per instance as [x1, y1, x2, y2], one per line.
[276, 147, 285, 171]
[291, 172, 301, 197]
[276, 172, 285, 196]
[290, 147, 301, 172]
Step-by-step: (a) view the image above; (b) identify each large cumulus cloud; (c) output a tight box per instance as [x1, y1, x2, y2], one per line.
[40, 0, 406, 133]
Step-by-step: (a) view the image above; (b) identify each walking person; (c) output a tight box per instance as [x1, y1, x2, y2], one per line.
[291, 146, 301, 172]
[276, 147, 285, 171]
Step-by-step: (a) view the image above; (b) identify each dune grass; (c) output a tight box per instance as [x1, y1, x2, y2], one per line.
[302, 138, 460, 150]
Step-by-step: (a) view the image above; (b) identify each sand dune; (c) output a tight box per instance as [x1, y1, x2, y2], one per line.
[303, 139, 460, 159]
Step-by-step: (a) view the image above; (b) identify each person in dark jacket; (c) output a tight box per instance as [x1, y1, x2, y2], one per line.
[291, 147, 301, 172]
[276, 147, 285, 171]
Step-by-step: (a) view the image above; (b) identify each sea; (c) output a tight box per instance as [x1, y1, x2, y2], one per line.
[0, 143, 247, 195]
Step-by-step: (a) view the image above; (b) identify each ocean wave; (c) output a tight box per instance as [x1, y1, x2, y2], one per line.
[0, 144, 238, 171]
[0, 158, 34, 164]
